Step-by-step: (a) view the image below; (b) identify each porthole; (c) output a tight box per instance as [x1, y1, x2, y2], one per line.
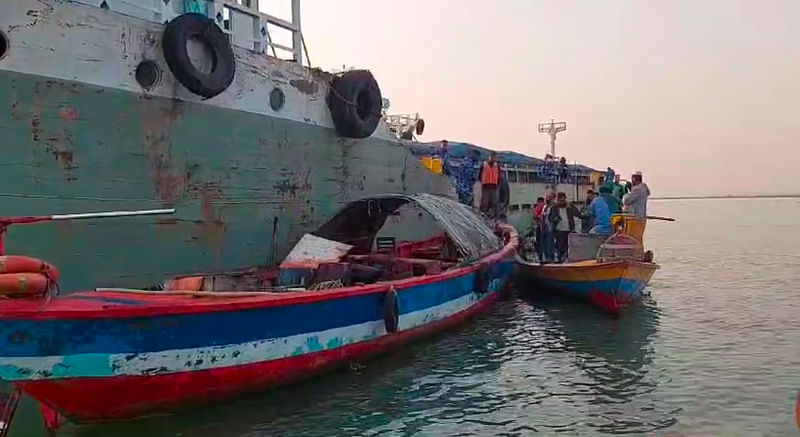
[0, 31, 9, 61]
[135, 60, 162, 90]
[270, 87, 285, 111]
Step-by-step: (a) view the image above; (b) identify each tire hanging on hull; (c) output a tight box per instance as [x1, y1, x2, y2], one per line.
[383, 287, 399, 333]
[162, 13, 235, 98]
[327, 70, 383, 139]
[474, 264, 490, 295]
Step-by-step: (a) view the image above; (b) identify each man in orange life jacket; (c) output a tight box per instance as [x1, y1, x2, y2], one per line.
[477, 151, 502, 218]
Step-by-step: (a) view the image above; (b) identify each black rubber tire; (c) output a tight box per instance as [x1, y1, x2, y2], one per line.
[383, 288, 399, 333]
[474, 264, 489, 295]
[415, 118, 426, 136]
[327, 70, 382, 138]
[162, 13, 235, 98]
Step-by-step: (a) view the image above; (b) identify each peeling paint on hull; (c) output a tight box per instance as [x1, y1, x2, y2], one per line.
[0, 69, 454, 291]
[0, 235, 518, 423]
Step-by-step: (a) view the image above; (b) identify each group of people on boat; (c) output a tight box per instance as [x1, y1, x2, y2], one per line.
[533, 171, 650, 262]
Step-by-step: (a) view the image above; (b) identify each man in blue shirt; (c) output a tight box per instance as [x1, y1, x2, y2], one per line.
[588, 192, 613, 235]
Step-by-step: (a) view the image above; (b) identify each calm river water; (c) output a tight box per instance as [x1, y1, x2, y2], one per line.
[7, 198, 800, 436]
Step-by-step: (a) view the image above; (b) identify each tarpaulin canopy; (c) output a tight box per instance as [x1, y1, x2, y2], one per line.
[314, 193, 501, 262]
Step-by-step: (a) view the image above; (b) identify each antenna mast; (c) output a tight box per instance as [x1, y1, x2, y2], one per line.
[538, 119, 567, 157]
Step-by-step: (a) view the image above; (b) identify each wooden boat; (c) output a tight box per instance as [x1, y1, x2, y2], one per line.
[517, 214, 660, 314]
[0, 194, 517, 425]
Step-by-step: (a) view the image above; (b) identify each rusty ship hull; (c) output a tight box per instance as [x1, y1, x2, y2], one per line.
[0, 0, 454, 291]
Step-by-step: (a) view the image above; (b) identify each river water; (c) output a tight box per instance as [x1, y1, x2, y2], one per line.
[7, 198, 800, 436]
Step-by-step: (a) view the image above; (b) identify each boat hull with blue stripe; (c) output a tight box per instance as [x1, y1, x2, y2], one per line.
[517, 259, 657, 313]
[0, 194, 517, 423]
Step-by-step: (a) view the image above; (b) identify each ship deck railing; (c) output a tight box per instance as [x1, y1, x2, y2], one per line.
[72, 0, 306, 65]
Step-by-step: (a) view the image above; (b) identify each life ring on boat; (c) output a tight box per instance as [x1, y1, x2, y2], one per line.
[0, 256, 59, 297]
[162, 13, 235, 98]
[474, 264, 490, 295]
[327, 70, 383, 138]
[383, 287, 399, 334]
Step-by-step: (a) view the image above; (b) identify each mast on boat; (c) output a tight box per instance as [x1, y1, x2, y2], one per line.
[538, 119, 567, 157]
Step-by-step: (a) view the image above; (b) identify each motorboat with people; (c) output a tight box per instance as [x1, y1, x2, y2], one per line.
[517, 213, 666, 314]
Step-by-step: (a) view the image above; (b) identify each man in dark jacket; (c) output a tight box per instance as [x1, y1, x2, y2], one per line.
[578, 190, 596, 233]
[548, 192, 579, 262]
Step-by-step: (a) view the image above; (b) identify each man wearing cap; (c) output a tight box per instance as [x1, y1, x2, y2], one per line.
[623, 171, 650, 216]
[598, 184, 622, 214]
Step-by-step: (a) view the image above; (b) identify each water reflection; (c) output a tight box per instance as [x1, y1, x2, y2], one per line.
[519, 294, 677, 433]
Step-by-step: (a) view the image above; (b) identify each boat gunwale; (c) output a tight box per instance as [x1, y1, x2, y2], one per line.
[1, 226, 518, 320]
[517, 258, 659, 272]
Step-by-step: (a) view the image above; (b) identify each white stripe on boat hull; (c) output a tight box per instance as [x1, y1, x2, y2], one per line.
[0, 292, 485, 381]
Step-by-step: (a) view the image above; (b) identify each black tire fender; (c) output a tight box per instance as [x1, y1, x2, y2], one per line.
[474, 264, 490, 295]
[383, 286, 399, 334]
[327, 70, 382, 138]
[162, 13, 235, 98]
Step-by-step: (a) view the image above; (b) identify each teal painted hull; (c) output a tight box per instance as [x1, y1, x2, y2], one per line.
[0, 69, 453, 291]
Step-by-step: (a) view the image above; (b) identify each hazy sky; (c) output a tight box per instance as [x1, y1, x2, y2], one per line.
[286, 0, 797, 196]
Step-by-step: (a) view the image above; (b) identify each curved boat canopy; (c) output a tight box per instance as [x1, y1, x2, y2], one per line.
[314, 193, 501, 262]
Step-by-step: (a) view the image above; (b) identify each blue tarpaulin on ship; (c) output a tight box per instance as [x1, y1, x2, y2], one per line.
[410, 141, 597, 175]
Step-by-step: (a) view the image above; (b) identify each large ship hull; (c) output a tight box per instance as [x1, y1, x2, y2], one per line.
[0, 1, 453, 291]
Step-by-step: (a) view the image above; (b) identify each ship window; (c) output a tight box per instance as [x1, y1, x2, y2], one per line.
[135, 61, 162, 90]
[507, 171, 518, 183]
[509, 204, 520, 211]
[518, 172, 529, 183]
[0, 31, 8, 61]
[521, 204, 532, 210]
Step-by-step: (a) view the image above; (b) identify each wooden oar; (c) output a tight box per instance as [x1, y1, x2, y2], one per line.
[645, 215, 675, 222]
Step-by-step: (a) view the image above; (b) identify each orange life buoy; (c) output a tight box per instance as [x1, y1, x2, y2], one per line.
[164, 276, 204, 291]
[0, 255, 60, 281]
[0, 272, 50, 296]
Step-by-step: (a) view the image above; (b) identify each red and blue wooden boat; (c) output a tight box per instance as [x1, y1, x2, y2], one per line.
[517, 258, 658, 313]
[0, 194, 517, 424]
[517, 214, 660, 314]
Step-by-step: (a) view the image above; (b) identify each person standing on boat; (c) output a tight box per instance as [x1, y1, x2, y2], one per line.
[623, 171, 650, 216]
[548, 192, 579, 262]
[605, 167, 616, 185]
[588, 192, 613, 235]
[477, 151, 502, 218]
[539, 193, 556, 262]
[579, 190, 596, 233]
[533, 196, 546, 256]
[612, 174, 626, 200]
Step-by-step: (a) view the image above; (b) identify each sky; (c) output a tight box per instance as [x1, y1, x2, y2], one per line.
[275, 0, 798, 197]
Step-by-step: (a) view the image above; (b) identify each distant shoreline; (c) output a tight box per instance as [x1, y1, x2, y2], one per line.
[652, 194, 800, 200]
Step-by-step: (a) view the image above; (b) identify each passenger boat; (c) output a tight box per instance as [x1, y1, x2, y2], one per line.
[517, 214, 661, 314]
[0, 194, 517, 425]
